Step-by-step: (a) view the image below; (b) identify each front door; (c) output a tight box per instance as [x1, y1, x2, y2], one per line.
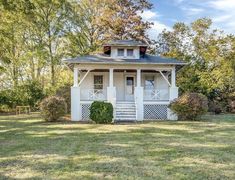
[125, 76, 135, 101]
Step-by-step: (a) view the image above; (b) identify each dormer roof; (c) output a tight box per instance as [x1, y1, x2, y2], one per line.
[104, 40, 147, 47]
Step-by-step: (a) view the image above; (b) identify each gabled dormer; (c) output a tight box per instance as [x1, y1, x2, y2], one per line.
[103, 40, 147, 59]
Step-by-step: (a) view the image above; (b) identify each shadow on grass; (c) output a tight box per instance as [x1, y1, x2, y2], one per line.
[0, 114, 235, 179]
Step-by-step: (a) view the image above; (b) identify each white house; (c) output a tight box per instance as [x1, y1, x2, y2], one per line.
[64, 40, 186, 121]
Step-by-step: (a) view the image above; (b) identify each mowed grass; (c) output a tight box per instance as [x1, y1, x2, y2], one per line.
[0, 114, 235, 179]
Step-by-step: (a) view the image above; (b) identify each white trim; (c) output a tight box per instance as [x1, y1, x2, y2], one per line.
[66, 62, 187, 66]
[109, 68, 114, 87]
[171, 66, 176, 87]
[76, 64, 174, 70]
[144, 101, 170, 105]
[158, 71, 171, 87]
[78, 69, 91, 86]
[73, 67, 79, 87]
[137, 68, 141, 87]
[124, 75, 135, 101]
[80, 100, 108, 104]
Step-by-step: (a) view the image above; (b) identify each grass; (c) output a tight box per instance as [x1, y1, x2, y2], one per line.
[0, 113, 235, 179]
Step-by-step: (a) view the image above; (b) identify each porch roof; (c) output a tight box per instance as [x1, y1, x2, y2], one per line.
[64, 54, 187, 66]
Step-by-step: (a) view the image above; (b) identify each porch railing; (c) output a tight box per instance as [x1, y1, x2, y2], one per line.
[144, 89, 169, 101]
[81, 89, 107, 101]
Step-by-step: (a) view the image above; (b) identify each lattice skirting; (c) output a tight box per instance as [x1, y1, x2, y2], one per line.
[144, 104, 168, 120]
[81, 104, 91, 120]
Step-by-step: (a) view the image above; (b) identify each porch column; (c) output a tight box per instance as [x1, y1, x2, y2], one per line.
[107, 68, 116, 119]
[135, 68, 143, 121]
[71, 66, 81, 121]
[168, 66, 178, 120]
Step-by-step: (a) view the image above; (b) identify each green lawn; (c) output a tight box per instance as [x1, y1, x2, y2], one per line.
[0, 114, 235, 179]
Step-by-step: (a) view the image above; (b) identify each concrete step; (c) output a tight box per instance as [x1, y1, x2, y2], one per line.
[116, 110, 136, 113]
[116, 101, 135, 104]
[116, 112, 136, 115]
[116, 106, 136, 109]
[115, 117, 137, 121]
[115, 102, 137, 121]
[116, 114, 136, 117]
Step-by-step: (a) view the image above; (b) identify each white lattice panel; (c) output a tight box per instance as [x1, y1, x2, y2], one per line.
[81, 104, 91, 120]
[144, 104, 168, 120]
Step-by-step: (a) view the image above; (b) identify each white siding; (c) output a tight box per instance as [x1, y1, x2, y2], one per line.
[111, 46, 140, 59]
[114, 72, 125, 101]
[80, 71, 169, 101]
[80, 72, 109, 100]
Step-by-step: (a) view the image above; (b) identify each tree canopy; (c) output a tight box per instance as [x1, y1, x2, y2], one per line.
[0, 1, 234, 111]
[156, 18, 235, 107]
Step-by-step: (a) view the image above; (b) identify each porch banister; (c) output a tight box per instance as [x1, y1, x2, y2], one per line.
[73, 67, 78, 87]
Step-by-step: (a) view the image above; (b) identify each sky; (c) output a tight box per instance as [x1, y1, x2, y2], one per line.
[141, 0, 235, 39]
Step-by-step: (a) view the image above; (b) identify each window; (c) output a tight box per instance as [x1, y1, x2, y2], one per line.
[127, 49, 134, 56]
[94, 75, 103, 90]
[117, 49, 124, 56]
[145, 76, 154, 89]
[126, 77, 134, 86]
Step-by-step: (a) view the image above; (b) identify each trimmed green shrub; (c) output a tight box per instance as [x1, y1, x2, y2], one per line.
[90, 101, 113, 124]
[40, 96, 67, 122]
[169, 92, 208, 120]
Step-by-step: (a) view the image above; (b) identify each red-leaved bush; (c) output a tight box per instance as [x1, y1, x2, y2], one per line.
[169, 93, 208, 120]
[40, 96, 67, 122]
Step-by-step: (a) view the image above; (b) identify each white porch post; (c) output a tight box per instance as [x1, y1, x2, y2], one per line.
[107, 68, 116, 119]
[167, 66, 179, 120]
[71, 66, 81, 121]
[135, 68, 143, 121]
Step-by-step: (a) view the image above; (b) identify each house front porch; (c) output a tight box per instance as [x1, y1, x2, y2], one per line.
[71, 64, 178, 121]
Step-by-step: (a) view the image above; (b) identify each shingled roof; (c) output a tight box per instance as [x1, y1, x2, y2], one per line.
[64, 54, 187, 66]
[104, 40, 147, 47]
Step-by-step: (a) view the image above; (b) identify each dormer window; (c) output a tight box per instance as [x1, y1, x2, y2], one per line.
[117, 49, 124, 56]
[127, 49, 134, 57]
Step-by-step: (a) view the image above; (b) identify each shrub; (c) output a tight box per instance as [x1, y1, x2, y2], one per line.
[90, 101, 113, 124]
[208, 101, 222, 114]
[229, 100, 235, 113]
[169, 92, 208, 120]
[40, 96, 67, 122]
[0, 80, 45, 110]
[56, 84, 71, 113]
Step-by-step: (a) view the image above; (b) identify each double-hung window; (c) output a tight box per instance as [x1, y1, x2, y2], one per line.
[94, 75, 103, 90]
[127, 49, 134, 57]
[145, 76, 155, 90]
[117, 49, 124, 56]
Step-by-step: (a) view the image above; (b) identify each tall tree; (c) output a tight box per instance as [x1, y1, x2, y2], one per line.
[28, 0, 69, 85]
[0, 1, 30, 87]
[66, 0, 154, 57]
[156, 18, 235, 100]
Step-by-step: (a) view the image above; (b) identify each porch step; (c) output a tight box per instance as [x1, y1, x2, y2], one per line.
[115, 102, 136, 121]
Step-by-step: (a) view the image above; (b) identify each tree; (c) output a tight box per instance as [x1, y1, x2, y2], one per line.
[66, 0, 154, 57]
[28, 0, 71, 86]
[0, 3, 27, 87]
[156, 18, 235, 102]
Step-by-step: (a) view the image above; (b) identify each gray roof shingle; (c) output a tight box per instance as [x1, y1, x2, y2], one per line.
[64, 54, 187, 66]
[104, 40, 147, 47]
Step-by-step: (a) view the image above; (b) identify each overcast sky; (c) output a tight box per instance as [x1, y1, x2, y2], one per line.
[141, 0, 235, 39]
